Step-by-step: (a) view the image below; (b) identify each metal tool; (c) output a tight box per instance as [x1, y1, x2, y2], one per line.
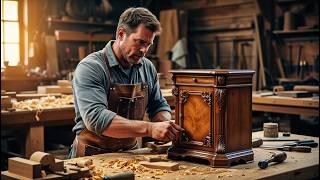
[252, 138, 263, 148]
[103, 171, 134, 180]
[258, 152, 287, 169]
[282, 140, 318, 148]
[261, 138, 300, 141]
[260, 145, 311, 152]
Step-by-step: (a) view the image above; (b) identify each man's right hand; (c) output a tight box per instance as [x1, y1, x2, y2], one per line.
[148, 121, 184, 142]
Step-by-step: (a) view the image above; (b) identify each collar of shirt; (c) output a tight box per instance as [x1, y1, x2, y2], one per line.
[104, 40, 144, 68]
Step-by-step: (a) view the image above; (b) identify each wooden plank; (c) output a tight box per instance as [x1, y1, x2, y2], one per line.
[7, 157, 42, 179]
[254, 15, 267, 89]
[45, 36, 59, 77]
[25, 126, 44, 158]
[37, 86, 72, 94]
[252, 103, 318, 117]
[140, 161, 179, 171]
[57, 80, 71, 87]
[252, 94, 319, 108]
[55, 30, 113, 42]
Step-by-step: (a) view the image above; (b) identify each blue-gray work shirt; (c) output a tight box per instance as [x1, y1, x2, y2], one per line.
[72, 40, 171, 135]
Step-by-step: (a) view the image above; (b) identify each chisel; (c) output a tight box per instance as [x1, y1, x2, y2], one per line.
[282, 140, 318, 148]
[103, 171, 134, 180]
[260, 145, 311, 152]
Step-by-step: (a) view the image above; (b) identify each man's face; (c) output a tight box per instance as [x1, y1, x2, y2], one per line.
[118, 24, 155, 66]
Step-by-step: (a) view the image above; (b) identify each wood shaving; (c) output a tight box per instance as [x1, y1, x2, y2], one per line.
[12, 95, 73, 111]
[12, 95, 73, 121]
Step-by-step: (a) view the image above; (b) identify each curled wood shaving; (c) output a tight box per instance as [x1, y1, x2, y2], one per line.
[12, 95, 73, 121]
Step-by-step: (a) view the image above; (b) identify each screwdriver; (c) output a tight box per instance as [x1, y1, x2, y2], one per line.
[283, 140, 318, 148]
[103, 171, 134, 180]
[260, 145, 311, 152]
[258, 152, 287, 169]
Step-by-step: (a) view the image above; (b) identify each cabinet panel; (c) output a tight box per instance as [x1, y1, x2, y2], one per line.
[179, 89, 213, 148]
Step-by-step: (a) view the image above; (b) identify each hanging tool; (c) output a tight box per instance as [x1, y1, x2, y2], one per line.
[252, 138, 263, 148]
[282, 140, 318, 148]
[230, 38, 237, 69]
[259, 145, 311, 152]
[296, 45, 303, 76]
[258, 152, 287, 169]
[288, 44, 293, 74]
[240, 42, 250, 69]
[103, 171, 134, 180]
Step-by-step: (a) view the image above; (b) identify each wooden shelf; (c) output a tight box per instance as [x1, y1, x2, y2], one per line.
[272, 29, 319, 41]
[47, 17, 116, 27]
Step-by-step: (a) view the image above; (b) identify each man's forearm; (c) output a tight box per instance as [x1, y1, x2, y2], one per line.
[102, 115, 152, 138]
[152, 111, 171, 122]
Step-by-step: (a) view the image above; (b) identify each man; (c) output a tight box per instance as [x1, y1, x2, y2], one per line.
[69, 7, 184, 158]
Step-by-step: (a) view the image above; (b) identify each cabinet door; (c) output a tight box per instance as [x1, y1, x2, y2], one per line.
[178, 88, 214, 150]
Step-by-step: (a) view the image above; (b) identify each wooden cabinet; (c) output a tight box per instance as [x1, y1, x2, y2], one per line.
[168, 69, 255, 167]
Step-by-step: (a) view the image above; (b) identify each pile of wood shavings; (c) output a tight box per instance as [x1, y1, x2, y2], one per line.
[86, 158, 232, 179]
[12, 95, 74, 111]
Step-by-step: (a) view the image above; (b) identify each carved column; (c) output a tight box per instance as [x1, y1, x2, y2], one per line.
[215, 76, 226, 154]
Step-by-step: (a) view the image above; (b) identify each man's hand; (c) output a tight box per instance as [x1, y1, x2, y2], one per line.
[148, 121, 184, 142]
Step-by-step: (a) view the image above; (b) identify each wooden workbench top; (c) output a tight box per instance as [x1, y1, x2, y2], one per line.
[66, 132, 319, 180]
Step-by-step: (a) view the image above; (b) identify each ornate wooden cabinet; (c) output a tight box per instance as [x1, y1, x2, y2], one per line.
[168, 69, 255, 167]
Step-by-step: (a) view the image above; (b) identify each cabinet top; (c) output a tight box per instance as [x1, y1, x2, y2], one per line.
[170, 69, 255, 75]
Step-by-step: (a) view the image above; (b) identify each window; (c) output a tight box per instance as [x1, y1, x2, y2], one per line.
[1, 0, 20, 67]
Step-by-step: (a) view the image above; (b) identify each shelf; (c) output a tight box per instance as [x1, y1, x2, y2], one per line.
[272, 29, 319, 41]
[47, 17, 116, 27]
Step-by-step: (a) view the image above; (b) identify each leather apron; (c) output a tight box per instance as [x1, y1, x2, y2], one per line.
[75, 54, 149, 157]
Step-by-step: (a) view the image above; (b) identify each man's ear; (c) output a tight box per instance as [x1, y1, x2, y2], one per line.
[117, 27, 126, 40]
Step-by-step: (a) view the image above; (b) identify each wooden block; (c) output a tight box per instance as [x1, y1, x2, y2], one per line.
[140, 161, 179, 171]
[57, 80, 71, 87]
[30, 151, 56, 172]
[1, 96, 12, 109]
[54, 169, 78, 179]
[145, 141, 172, 154]
[8, 157, 42, 179]
[37, 86, 72, 94]
[277, 91, 313, 98]
[143, 156, 168, 162]
[65, 165, 90, 179]
[53, 159, 64, 172]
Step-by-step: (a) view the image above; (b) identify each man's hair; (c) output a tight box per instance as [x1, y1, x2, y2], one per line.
[117, 7, 161, 34]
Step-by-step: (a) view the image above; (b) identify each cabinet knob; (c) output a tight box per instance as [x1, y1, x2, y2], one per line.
[192, 78, 198, 83]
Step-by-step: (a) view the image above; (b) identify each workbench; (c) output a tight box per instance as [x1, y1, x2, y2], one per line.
[66, 131, 319, 180]
[1, 106, 75, 157]
[252, 93, 319, 116]
[162, 89, 319, 117]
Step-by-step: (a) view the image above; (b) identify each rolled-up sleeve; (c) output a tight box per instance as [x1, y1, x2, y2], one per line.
[146, 64, 171, 119]
[73, 61, 116, 135]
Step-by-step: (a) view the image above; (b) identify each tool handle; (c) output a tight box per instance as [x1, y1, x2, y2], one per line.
[103, 172, 134, 180]
[252, 138, 263, 148]
[271, 152, 287, 162]
[283, 146, 311, 152]
[283, 140, 317, 147]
